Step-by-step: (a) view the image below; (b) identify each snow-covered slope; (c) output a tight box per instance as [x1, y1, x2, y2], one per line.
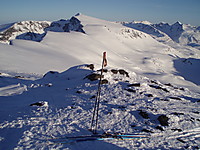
[0, 65, 199, 149]
[123, 21, 200, 49]
[1, 14, 200, 91]
[123, 21, 173, 43]
[0, 14, 200, 149]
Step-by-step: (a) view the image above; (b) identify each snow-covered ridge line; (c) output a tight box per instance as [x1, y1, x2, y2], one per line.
[123, 21, 200, 49]
[0, 15, 85, 44]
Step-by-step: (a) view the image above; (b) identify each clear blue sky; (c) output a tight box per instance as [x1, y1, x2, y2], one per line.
[0, 0, 200, 26]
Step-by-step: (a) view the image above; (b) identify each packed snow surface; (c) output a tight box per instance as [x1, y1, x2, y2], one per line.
[0, 14, 200, 149]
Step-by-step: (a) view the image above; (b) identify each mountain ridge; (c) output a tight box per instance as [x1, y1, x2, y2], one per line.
[123, 21, 200, 49]
[0, 13, 200, 150]
[0, 14, 200, 50]
[0, 16, 85, 44]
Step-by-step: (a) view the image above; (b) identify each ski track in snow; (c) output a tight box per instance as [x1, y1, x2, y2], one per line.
[0, 65, 200, 149]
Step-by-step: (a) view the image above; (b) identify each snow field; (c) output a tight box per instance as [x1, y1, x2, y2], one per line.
[0, 65, 199, 149]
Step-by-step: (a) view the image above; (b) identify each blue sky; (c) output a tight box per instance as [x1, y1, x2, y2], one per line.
[0, 0, 200, 26]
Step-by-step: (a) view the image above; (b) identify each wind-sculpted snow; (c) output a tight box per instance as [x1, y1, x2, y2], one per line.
[0, 65, 200, 149]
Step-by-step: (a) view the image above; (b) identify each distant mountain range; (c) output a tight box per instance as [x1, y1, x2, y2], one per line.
[0, 14, 85, 44]
[123, 21, 200, 49]
[0, 15, 199, 49]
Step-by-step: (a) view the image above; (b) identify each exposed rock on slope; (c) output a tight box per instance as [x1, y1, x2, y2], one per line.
[0, 16, 85, 44]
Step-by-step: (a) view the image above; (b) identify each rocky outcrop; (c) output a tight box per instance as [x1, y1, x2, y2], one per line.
[0, 21, 50, 44]
[0, 16, 85, 44]
[45, 16, 85, 33]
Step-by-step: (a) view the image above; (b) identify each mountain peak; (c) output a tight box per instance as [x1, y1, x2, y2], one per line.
[75, 13, 82, 16]
[173, 21, 182, 25]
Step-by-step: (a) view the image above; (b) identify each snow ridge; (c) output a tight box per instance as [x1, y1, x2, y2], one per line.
[123, 21, 200, 49]
[0, 16, 85, 44]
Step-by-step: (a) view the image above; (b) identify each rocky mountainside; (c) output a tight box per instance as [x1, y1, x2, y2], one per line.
[123, 21, 200, 49]
[0, 15, 85, 44]
[0, 21, 50, 44]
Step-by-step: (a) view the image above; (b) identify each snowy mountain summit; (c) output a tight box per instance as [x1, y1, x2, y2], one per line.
[0, 14, 200, 149]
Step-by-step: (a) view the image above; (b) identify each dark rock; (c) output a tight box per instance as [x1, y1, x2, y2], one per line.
[171, 112, 184, 116]
[145, 94, 153, 97]
[100, 79, 108, 84]
[149, 84, 169, 92]
[118, 69, 129, 77]
[190, 117, 195, 122]
[142, 129, 154, 133]
[171, 128, 182, 132]
[43, 71, 59, 78]
[107, 111, 112, 114]
[46, 16, 85, 33]
[14, 76, 24, 79]
[127, 83, 141, 87]
[139, 110, 149, 119]
[169, 97, 182, 100]
[70, 106, 76, 109]
[76, 90, 82, 94]
[125, 88, 136, 93]
[161, 88, 169, 92]
[111, 69, 118, 74]
[86, 64, 94, 70]
[149, 84, 160, 89]
[30, 101, 46, 107]
[177, 138, 186, 143]
[157, 115, 169, 126]
[98, 69, 108, 73]
[103, 100, 108, 103]
[130, 124, 136, 128]
[85, 73, 103, 81]
[156, 126, 164, 131]
[90, 95, 96, 99]
[150, 80, 159, 84]
[164, 83, 173, 87]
